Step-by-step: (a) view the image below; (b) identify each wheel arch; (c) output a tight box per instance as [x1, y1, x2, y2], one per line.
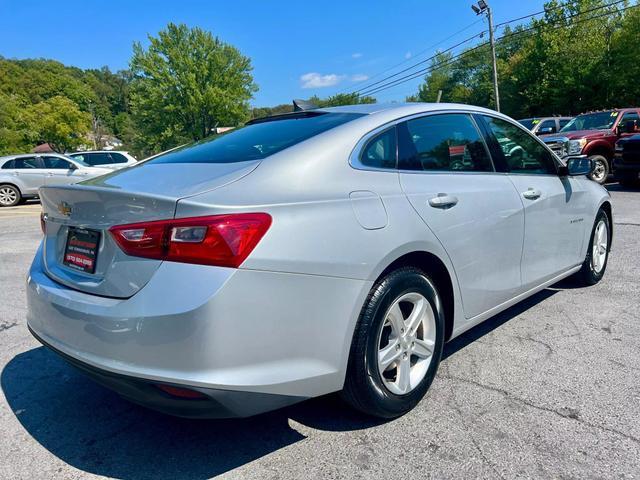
[0, 181, 22, 193]
[585, 142, 613, 160]
[376, 251, 456, 342]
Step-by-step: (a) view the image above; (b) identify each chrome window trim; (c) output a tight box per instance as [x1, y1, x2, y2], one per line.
[349, 109, 499, 174]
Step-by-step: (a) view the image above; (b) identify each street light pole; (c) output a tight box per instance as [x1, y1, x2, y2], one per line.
[486, 5, 500, 112]
[472, 1, 500, 112]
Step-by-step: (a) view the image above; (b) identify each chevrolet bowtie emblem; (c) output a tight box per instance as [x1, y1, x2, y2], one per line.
[57, 202, 72, 216]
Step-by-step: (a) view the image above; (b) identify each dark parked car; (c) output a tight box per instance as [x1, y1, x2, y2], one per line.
[541, 108, 640, 184]
[614, 134, 640, 187]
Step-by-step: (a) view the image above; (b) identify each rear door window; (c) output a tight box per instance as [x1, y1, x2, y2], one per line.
[83, 152, 112, 165]
[13, 157, 41, 169]
[108, 152, 129, 164]
[147, 112, 365, 165]
[397, 113, 493, 172]
[43, 156, 73, 169]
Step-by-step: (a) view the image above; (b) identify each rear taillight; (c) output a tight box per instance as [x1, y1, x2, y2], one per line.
[109, 213, 271, 268]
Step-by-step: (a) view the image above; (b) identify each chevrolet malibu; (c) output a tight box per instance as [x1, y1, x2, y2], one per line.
[27, 103, 612, 419]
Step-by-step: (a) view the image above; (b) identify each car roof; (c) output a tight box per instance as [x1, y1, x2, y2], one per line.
[69, 150, 127, 154]
[317, 102, 497, 116]
[0, 153, 68, 160]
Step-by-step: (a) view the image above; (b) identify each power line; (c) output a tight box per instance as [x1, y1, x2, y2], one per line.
[351, 0, 630, 98]
[338, 17, 486, 94]
[358, 2, 637, 98]
[350, 30, 486, 95]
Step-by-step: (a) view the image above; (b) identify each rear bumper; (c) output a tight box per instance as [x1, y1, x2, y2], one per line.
[26, 243, 370, 416]
[29, 325, 302, 418]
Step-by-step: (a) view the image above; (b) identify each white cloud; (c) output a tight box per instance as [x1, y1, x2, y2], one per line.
[352, 52, 363, 59]
[300, 72, 344, 89]
[405, 51, 412, 59]
[351, 74, 369, 82]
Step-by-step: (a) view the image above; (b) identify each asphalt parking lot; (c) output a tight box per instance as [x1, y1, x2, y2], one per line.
[0, 187, 638, 480]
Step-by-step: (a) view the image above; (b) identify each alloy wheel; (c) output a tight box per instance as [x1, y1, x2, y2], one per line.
[376, 292, 436, 395]
[591, 219, 608, 273]
[591, 160, 607, 183]
[0, 187, 18, 206]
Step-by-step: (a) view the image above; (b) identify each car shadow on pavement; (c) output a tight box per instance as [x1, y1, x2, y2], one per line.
[2, 287, 562, 479]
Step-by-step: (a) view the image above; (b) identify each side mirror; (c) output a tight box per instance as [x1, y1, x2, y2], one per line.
[561, 156, 593, 176]
[68, 163, 78, 171]
[538, 126, 555, 135]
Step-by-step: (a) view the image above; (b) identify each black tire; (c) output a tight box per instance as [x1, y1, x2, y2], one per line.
[574, 209, 610, 286]
[0, 184, 21, 207]
[588, 155, 609, 185]
[617, 171, 639, 188]
[341, 267, 445, 418]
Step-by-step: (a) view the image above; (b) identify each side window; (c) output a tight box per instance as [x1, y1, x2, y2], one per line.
[43, 156, 73, 169]
[360, 128, 397, 169]
[70, 154, 86, 163]
[559, 118, 572, 129]
[108, 152, 128, 164]
[1, 160, 14, 169]
[620, 111, 640, 132]
[483, 116, 557, 175]
[83, 152, 112, 165]
[398, 113, 493, 172]
[13, 157, 40, 169]
[538, 119, 557, 133]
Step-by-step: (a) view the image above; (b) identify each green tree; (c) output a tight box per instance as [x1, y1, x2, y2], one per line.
[307, 92, 376, 107]
[129, 23, 257, 153]
[24, 96, 91, 153]
[0, 93, 31, 154]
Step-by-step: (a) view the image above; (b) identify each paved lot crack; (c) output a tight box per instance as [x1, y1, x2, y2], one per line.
[447, 381, 506, 480]
[0, 321, 17, 332]
[441, 374, 640, 446]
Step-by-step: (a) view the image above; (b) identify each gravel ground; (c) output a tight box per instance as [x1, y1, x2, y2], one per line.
[0, 188, 638, 480]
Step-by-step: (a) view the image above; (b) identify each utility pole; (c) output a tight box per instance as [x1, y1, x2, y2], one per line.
[472, 1, 500, 112]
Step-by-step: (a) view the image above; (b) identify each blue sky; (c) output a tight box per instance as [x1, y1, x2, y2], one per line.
[0, 0, 547, 106]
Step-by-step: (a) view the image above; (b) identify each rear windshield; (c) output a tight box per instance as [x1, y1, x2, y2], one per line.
[147, 112, 364, 164]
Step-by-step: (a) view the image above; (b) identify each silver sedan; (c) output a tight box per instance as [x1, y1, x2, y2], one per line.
[26, 103, 611, 418]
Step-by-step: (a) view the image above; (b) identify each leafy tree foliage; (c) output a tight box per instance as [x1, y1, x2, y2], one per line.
[250, 93, 375, 120]
[307, 93, 376, 107]
[409, 0, 639, 118]
[129, 23, 257, 154]
[24, 96, 91, 153]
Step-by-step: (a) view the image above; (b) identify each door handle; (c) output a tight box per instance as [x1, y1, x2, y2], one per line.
[522, 188, 542, 200]
[428, 193, 459, 209]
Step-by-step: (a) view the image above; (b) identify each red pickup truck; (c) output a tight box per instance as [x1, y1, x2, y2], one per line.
[541, 108, 640, 184]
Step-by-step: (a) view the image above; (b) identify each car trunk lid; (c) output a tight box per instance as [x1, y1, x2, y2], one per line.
[39, 161, 259, 298]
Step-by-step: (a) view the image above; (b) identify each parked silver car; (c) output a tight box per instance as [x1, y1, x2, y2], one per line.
[518, 116, 574, 135]
[27, 103, 612, 418]
[0, 153, 111, 207]
[68, 150, 137, 169]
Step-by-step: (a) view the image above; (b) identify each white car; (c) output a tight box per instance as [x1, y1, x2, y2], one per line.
[27, 103, 611, 418]
[67, 151, 137, 170]
[0, 153, 111, 206]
